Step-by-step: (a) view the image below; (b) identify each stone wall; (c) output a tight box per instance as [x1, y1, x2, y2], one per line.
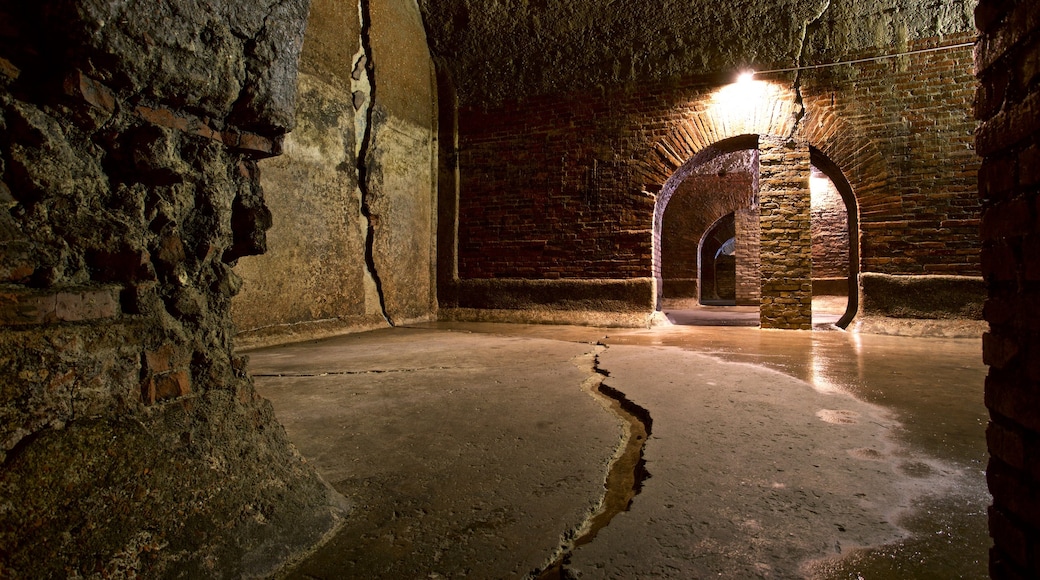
[232, 0, 437, 347]
[758, 137, 813, 330]
[419, 0, 976, 109]
[976, 1, 1040, 577]
[0, 1, 344, 576]
[734, 207, 762, 305]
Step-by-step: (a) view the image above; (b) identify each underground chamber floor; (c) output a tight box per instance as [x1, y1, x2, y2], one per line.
[245, 322, 989, 579]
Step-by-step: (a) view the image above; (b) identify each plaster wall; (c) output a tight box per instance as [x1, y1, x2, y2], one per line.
[233, 0, 437, 346]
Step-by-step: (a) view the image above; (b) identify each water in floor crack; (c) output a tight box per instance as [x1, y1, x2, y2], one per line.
[534, 350, 652, 579]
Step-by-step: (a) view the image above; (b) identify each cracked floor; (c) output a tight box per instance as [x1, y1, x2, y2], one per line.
[246, 321, 989, 579]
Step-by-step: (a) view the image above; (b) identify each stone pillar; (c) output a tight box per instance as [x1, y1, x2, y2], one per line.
[734, 206, 761, 306]
[758, 137, 812, 329]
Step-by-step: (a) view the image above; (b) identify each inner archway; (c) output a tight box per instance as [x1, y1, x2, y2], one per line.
[653, 136, 859, 329]
[700, 213, 736, 305]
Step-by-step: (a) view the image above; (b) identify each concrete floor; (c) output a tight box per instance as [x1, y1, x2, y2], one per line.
[247, 319, 989, 579]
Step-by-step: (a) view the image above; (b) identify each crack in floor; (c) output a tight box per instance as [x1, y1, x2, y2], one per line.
[534, 343, 653, 579]
[251, 366, 461, 378]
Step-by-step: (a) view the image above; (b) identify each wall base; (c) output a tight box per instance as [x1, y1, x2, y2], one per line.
[446, 278, 656, 312]
[439, 307, 657, 328]
[860, 273, 984, 319]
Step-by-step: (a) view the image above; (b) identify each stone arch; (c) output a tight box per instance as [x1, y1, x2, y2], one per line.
[810, 146, 860, 329]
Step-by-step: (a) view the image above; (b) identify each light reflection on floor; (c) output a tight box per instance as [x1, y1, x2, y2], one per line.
[419, 317, 990, 578]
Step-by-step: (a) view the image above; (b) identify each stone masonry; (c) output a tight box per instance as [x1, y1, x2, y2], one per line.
[0, 1, 345, 576]
[735, 206, 762, 306]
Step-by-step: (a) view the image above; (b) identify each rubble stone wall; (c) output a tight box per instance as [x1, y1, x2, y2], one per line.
[0, 1, 345, 576]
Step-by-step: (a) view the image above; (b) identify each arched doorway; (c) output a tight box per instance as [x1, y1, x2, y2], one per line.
[700, 213, 736, 305]
[653, 136, 859, 329]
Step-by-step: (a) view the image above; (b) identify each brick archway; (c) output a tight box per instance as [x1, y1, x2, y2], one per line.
[645, 81, 880, 328]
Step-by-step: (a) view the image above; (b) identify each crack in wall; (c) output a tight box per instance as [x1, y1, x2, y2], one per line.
[355, 0, 394, 327]
[534, 343, 653, 579]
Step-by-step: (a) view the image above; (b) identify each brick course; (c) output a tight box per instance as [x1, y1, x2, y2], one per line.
[758, 137, 813, 330]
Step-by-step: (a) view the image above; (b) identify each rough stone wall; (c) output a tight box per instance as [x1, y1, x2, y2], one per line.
[811, 170, 850, 282]
[0, 1, 344, 576]
[976, 1, 1040, 577]
[661, 173, 753, 300]
[232, 0, 436, 345]
[759, 137, 813, 330]
[419, 0, 976, 108]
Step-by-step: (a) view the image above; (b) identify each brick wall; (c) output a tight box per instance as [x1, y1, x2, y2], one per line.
[734, 207, 761, 305]
[976, 1, 1040, 578]
[456, 33, 980, 306]
[811, 170, 851, 282]
[801, 33, 980, 277]
[661, 173, 753, 299]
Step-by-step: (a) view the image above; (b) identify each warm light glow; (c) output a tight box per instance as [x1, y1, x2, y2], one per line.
[737, 70, 756, 84]
[705, 75, 795, 137]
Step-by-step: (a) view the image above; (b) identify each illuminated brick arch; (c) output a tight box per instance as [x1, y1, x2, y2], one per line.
[643, 80, 887, 327]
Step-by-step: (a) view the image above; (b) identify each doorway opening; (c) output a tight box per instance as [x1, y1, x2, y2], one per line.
[654, 137, 859, 329]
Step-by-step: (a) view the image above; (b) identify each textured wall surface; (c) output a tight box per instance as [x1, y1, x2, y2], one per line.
[811, 171, 850, 281]
[0, 1, 346, 576]
[661, 171, 753, 301]
[233, 0, 436, 345]
[734, 207, 762, 305]
[759, 137, 813, 330]
[976, 1, 1040, 577]
[419, 0, 976, 109]
[451, 34, 977, 318]
[422, 0, 979, 322]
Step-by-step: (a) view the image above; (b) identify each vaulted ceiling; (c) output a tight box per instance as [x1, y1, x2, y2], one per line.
[416, 0, 977, 106]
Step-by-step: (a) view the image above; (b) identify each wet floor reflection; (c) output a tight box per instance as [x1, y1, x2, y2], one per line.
[418, 320, 990, 578]
[604, 326, 990, 579]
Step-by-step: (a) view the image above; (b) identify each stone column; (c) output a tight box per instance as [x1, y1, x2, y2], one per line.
[758, 137, 812, 329]
[734, 206, 761, 306]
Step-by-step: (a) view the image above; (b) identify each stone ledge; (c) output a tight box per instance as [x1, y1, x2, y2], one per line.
[860, 273, 985, 320]
[450, 277, 656, 312]
[854, 316, 987, 339]
[439, 307, 656, 328]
